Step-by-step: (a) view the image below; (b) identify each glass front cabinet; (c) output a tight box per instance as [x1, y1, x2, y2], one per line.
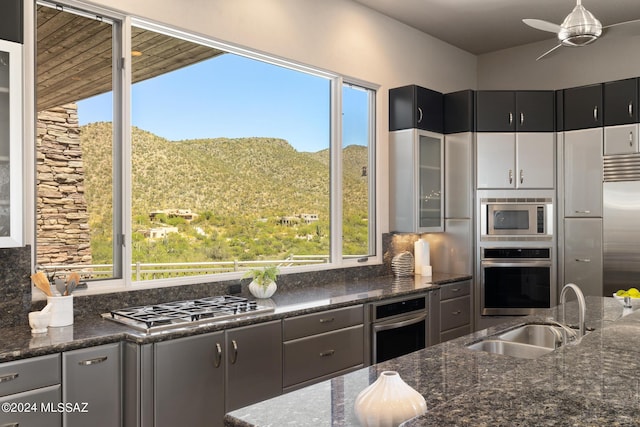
[389, 129, 444, 233]
[0, 39, 22, 247]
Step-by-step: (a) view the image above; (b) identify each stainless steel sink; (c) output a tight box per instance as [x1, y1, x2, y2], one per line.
[466, 323, 569, 359]
[466, 339, 555, 359]
[497, 324, 563, 349]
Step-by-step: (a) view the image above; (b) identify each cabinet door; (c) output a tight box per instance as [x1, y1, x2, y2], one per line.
[563, 84, 603, 131]
[516, 91, 555, 132]
[0, 385, 61, 427]
[418, 132, 444, 230]
[604, 123, 638, 155]
[564, 128, 603, 217]
[154, 332, 224, 427]
[444, 90, 474, 134]
[516, 133, 554, 188]
[63, 343, 121, 427]
[445, 133, 472, 218]
[225, 321, 282, 412]
[604, 78, 638, 126]
[389, 85, 443, 132]
[476, 91, 515, 132]
[476, 133, 515, 188]
[564, 218, 602, 297]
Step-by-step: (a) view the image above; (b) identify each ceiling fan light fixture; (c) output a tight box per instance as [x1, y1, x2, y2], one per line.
[558, 3, 602, 46]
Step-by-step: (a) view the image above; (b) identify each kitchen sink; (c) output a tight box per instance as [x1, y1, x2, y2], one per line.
[497, 324, 564, 349]
[466, 339, 555, 359]
[466, 323, 573, 359]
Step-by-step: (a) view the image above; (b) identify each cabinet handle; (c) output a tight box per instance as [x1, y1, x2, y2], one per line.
[629, 102, 634, 118]
[319, 350, 335, 357]
[450, 288, 461, 292]
[574, 210, 591, 214]
[1, 423, 19, 427]
[230, 340, 238, 365]
[593, 106, 598, 122]
[520, 169, 524, 184]
[520, 112, 524, 126]
[417, 107, 423, 124]
[509, 112, 513, 125]
[78, 356, 108, 366]
[508, 169, 513, 184]
[630, 131, 634, 147]
[0, 373, 18, 383]
[214, 343, 222, 368]
[575, 258, 591, 263]
[319, 317, 334, 324]
[451, 310, 462, 315]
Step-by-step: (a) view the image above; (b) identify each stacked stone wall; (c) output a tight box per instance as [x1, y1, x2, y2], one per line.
[35, 103, 91, 267]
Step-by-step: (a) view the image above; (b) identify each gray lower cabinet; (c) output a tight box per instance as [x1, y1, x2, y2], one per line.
[62, 342, 121, 427]
[0, 354, 61, 427]
[564, 218, 603, 297]
[283, 305, 364, 391]
[154, 321, 282, 427]
[439, 280, 471, 342]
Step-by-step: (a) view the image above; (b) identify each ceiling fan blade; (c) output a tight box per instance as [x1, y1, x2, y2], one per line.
[602, 18, 640, 38]
[523, 19, 562, 34]
[536, 43, 563, 61]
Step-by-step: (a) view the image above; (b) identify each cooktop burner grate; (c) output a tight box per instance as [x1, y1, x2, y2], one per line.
[104, 295, 273, 333]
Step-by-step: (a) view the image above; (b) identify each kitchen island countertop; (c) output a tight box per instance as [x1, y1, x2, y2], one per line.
[0, 272, 469, 363]
[225, 296, 640, 426]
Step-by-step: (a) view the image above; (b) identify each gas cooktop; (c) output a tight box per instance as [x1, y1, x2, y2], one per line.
[103, 295, 274, 334]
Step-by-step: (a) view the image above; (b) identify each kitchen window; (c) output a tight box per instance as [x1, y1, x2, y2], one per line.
[34, 1, 377, 291]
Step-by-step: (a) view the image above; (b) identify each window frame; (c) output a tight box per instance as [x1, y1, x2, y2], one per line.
[29, 2, 380, 296]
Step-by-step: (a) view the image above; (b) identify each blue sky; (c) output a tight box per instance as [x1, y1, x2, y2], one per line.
[77, 54, 369, 153]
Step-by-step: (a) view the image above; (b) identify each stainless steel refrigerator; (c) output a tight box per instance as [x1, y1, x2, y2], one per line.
[603, 165, 640, 296]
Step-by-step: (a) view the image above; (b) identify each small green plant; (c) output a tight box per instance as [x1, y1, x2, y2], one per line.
[243, 265, 280, 287]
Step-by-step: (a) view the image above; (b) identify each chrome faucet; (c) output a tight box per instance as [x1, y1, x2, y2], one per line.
[560, 283, 586, 339]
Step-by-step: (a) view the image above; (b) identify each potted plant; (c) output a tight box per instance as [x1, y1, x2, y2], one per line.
[244, 265, 279, 299]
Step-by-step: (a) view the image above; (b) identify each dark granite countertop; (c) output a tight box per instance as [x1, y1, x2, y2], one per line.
[0, 273, 469, 363]
[224, 296, 640, 427]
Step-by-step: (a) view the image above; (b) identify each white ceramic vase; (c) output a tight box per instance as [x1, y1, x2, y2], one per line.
[354, 371, 427, 427]
[248, 280, 277, 299]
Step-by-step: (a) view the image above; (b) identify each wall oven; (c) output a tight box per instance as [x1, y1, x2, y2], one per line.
[480, 247, 554, 315]
[370, 294, 429, 363]
[480, 197, 553, 241]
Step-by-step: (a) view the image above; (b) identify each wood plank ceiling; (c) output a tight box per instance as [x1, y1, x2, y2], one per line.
[36, 4, 225, 111]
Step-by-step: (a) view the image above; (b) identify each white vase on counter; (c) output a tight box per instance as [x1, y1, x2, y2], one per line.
[248, 280, 277, 299]
[354, 371, 427, 427]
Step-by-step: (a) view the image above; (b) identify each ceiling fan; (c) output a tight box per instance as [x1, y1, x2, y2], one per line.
[523, 0, 639, 60]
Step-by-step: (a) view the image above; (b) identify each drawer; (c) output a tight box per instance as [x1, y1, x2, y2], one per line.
[440, 296, 470, 332]
[0, 384, 61, 427]
[283, 305, 363, 340]
[440, 324, 471, 343]
[440, 281, 470, 301]
[0, 354, 60, 397]
[283, 325, 363, 387]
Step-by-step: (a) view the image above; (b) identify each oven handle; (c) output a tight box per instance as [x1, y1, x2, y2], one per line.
[481, 260, 551, 268]
[372, 313, 427, 333]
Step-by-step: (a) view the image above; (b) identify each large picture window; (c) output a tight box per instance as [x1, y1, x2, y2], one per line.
[35, 1, 376, 289]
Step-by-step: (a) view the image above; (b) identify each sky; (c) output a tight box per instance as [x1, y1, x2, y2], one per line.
[77, 53, 370, 153]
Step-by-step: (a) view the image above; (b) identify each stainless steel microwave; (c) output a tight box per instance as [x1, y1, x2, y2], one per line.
[480, 198, 553, 239]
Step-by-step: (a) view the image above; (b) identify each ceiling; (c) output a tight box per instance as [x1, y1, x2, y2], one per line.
[353, 0, 640, 55]
[37, 5, 224, 111]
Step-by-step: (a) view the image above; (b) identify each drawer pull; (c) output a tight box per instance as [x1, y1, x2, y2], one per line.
[574, 210, 591, 214]
[449, 288, 461, 292]
[319, 317, 334, 324]
[451, 310, 462, 315]
[319, 350, 335, 357]
[2, 423, 19, 427]
[575, 258, 591, 263]
[0, 373, 19, 383]
[79, 356, 108, 366]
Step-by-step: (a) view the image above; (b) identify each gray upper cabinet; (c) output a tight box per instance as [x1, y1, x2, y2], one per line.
[563, 84, 603, 131]
[389, 129, 444, 232]
[476, 132, 554, 189]
[603, 78, 638, 126]
[476, 91, 554, 132]
[604, 123, 639, 155]
[389, 85, 443, 133]
[62, 343, 122, 427]
[0, 0, 22, 44]
[564, 128, 603, 217]
[564, 218, 603, 297]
